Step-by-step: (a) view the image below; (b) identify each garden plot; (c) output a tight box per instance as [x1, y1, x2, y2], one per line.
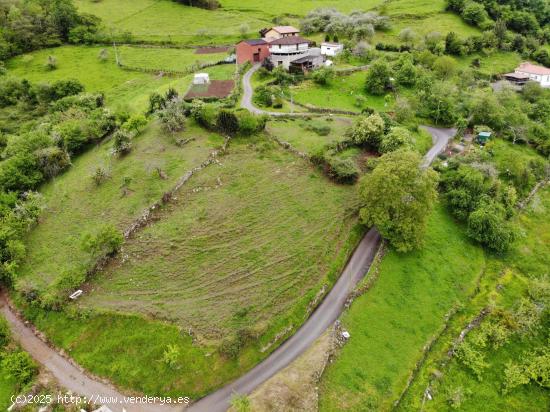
[79, 139, 358, 341]
[17, 122, 224, 292]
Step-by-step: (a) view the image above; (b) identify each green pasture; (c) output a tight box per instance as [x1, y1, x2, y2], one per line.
[319, 205, 486, 411]
[16, 121, 223, 292]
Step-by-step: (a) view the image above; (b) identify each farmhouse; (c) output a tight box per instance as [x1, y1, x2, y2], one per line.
[506, 62, 550, 87]
[236, 39, 270, 65]
[321, 42, 344, 57]
[269, 36, 319, 70]
[260, 25, 300, 42]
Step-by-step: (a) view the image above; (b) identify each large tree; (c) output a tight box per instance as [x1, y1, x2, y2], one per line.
[358, 150, 438, 252]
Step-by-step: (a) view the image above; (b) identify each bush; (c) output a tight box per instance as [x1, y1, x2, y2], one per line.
[326, 156, 360, 184]
[1, 351, 37, 385]
[304, 122, 331, 136]
[91, 166, 110, 186]
[467, 199, 516, 252]
[457, 341, 488, 380]
[157, 99, 186, 133]
[236, 111, 267, 136]
[112, 129, 133, 155]
[81, 224, 124, 260]
[348, 113, 386, 149]
[0, 316, 10, 348]
[311, 67, 333, 85]
[254, 85, 274, 107]
[365, 60, 392, 95]
[379, 127, 414, 153]
[216, 110, 240, 135]
[190, 100, 217, 130]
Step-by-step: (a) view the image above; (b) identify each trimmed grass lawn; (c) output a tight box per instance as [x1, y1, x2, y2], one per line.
[6, 46, 235, 112]
[78, 137, 359, 340]
[319, 205, 485, 411]
[16, 121, 223, 292]
[291, 72, 388, 113]
[266, 117, 352, 154]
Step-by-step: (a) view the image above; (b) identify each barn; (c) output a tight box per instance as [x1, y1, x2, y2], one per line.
[236, 39, 270, 65]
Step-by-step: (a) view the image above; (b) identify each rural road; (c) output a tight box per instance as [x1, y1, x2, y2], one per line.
[1, 81, 455, 411]
[241, 64, 311, 117]
[187, 128, 456, 411]
[0, 294, 181, 412]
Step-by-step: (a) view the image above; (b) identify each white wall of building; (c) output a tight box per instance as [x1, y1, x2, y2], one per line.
[321, 43, 343, 56]
[516, 70, 550, 87]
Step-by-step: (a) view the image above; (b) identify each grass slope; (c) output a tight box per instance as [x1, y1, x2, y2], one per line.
[319, 205, 485, 411]
[17, 121, 223, 291]
[18, 136, 361, 399]
[79, 137, 359, 340]
[400, 187, 550, 412]
[6, 46, 234, 112]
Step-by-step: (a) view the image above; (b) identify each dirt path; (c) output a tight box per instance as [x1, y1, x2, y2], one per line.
[0, 294, 183, 412]
[1, 123, 455, 412]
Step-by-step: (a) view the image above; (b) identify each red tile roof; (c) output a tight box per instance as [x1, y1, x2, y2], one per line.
[516, 62, 550, 75]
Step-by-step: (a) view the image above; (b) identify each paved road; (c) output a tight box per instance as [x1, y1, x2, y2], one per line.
[0, 105, 455, 412]
[187, 127, 456, 412]
[241, 64, 310, 117]
[0, 294, 181, 412]
[420, 125, 457, 168]
[188, 228, 382, 412]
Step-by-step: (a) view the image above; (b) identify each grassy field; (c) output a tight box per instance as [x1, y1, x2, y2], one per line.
[6, 46, 234, 112]
[75, 0, 387, 43]
[17, 135, 361, 399]
[78, 137, 359, 340]
[456, 52, 522, 76]
[290, 72, 388, 113]
[266, 117, 352, 154]
[319, 205, 486, 411]
[398, 187, 550, 412]
[117, 46, 230, 71]
[16, 121, 224, 292]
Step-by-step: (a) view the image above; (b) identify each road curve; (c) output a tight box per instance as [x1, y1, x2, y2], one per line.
[241, 64, 311, 117]
[0, 103, 455, 412]
[187, 127, 456, 412]
[0, 294, 181, 412]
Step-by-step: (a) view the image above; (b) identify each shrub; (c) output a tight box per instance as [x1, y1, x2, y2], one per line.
[0, 316, 10, 348]
[91, 166, 110, 186]
[365, 60, 392, 95]
[157, 99, 186, 133]
[1, 351, 37, 385]
[81, 224, 124, 259]
[379, 127, 414, 153]
[311, 67, 334, 85]
[35, 146, 71, 178]
[112, 129, 133, 155]
[45, 55, 57, 70]
[467, 199, 516, 252]
[190, 100, 217, 129]
[348, 113, 385, 149]
[236, 111, 267, 136]
[304, 122, 331, 136]
[216, 110, 239, 135]
[326, 156, 360, 184]
[457, 341, 488, 380]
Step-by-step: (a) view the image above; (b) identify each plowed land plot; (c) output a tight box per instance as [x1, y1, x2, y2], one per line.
[79, 139, 358, 340]
[185, 79, 235, 100]
[17, 122, 224, 292]
[195, 47, 231, 54]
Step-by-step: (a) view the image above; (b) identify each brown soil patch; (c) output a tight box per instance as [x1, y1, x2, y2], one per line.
[195, 46, 230, 54]
[184, 79, 235, 99]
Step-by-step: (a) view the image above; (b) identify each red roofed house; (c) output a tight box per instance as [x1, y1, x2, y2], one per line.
[511, 62, 550, 87]
[236, 39, 270, 65]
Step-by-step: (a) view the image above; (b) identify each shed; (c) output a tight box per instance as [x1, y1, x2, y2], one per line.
[477, 131, 492, 145]
[193, 73, 210, 85]
[235, 39, 270, 65]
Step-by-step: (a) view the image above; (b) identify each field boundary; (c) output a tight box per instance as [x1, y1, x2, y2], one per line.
[118, 60, 234, 77]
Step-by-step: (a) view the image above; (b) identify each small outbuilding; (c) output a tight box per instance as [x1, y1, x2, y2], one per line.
[235, 39, 270, 65]
[477, 131, 492, 145]
[193, 73, 210, 85]
[321, 42, 344, 57]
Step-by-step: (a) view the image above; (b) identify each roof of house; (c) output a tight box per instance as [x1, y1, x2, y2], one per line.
[238, 39, 268, 46]
[271, 26, 300, 34]
[504, 72, 530, 79]
[290, 55, 315, 64]
[516, 62, 550, 75]
[321, 42, 343, 47]
[269, 36, 311, 46]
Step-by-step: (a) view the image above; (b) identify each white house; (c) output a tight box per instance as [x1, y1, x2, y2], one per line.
[193, 73, 210, 85]
[513, 62, 550, 87]
[269, 36, 311, 70]
[321, 42, 344, 57]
